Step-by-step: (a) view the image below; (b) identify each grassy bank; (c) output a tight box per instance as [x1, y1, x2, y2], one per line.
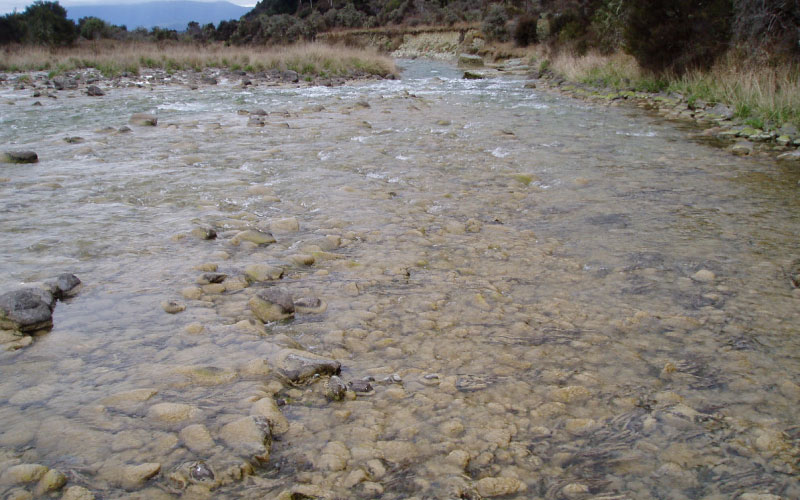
[529, 48, 800, 130]
[0, 41, 397, 79]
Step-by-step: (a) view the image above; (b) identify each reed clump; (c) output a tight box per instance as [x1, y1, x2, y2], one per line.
[0, 40, 396, 79]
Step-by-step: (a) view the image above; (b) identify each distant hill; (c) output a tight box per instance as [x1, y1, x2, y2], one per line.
[66, 1, 250, 30]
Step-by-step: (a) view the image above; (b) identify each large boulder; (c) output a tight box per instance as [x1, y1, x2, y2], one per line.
[52, 77, 78, 90]
[2, 151, 38, 164]
[87, 85, 104, 97]
[458, 54, 484, 68]
[281, 70, 299, 83]
[0, 288, 56, 332]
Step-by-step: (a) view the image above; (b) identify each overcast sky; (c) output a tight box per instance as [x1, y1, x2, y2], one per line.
[1, 0, 256, 15]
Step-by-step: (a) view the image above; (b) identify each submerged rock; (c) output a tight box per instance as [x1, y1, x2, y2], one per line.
[117, 462, 161, 490]
[161, 300, 186, 314]
[294, 296, 327, 314]
[130, 113, 157, 126]
[220, 416, 272, 462]
[0, 463, 49, 484]
[179, 424, 215, 453]
[463, 71, 484, 80]
[325, 375, 347, 401]
[231, 229, 276, 246]
[274, 348, 341, 384]
[250, 397, 289, 434]
[61, 486, 95, 500]
[348, 379, 374, 394]
[190, 226, 217, 240]
[475, 477, 527, 497]
[2, 151, 38, 164]
[0, 288, 56, 332]
[244, 264, 284, 283]
[249, 288, 294, 322]
[45, 273, 81, 299]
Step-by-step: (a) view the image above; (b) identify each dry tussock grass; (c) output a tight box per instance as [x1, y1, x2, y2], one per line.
[532, 47, 799, 128]
[1, 41, 397, 78]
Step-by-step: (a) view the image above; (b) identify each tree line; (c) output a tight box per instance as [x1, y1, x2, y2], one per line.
[2, 0, 798, 75]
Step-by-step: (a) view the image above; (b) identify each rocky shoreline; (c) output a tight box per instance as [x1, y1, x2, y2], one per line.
[0, 65, 393, 99]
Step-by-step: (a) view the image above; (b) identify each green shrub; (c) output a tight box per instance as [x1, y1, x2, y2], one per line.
[482, 4, 509, 42]
[624, 0, 734, 75]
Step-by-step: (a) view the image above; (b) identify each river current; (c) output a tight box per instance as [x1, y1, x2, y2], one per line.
[1, 59, 799, 499]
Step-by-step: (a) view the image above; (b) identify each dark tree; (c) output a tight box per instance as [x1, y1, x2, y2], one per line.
[624, 0, 734, 74]
[215, 19, 239, 41]
[0, 13, 25, 44]
[22, 1, 78, 46]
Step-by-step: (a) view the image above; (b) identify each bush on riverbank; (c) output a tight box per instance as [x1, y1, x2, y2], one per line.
[0, 41, 396, 78]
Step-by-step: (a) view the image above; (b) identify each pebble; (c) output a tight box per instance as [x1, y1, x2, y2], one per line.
[249, 289, 295, 322]
[197, 272, 227, 285]
[34, 469, 67, 495]
[181, 287, 203, 300]
[564, 418, 598, 434]
[270, 217, 300, 233]
[161, 300, 186, 314]
[179, 424, 215, 453]
[5, 489, 32, 500]
[294, 296, 327, 314]
[147, 402, 201, 423]
[562, 483, 590, 498]
[61, 486, 95, 500]
[190, 226, 217, 240]
[342, 468, 368, 488]
[250, 397, 289, 434]
[220, 416, 271, 461]
[349, 379, 374, 394]
[0, 464, 49, 484]
[289, 254, 315, 266]
[550, 385, 591, 403]
[119, 462, 161, 490]
[445, 449, 470, 469]
[202, 283, 225, 294]
[317, 441, 350, 471]
[244, 263, 284, 282]
[184, 322, 204, 334]
[475, 477, 527, 497]
[692, 269, 716, 282]
[129, 113, 157, 126]
[231, 230, 276, 246]
[325, 375, 347, 401]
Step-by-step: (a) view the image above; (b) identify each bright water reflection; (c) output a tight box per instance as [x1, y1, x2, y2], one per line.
[0, 60, 799, 499]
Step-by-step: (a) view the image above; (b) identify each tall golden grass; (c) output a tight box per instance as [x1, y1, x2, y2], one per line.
[0, 40, 397, 79]
[531, 47, 800, 129]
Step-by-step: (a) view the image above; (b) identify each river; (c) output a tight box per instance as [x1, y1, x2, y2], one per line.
[1, 59, 799, 499]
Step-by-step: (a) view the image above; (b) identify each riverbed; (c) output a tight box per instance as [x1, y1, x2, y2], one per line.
[1, 59, 799, 499]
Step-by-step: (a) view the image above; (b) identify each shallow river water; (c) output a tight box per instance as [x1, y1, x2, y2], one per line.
[1, 60, 799, 499]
